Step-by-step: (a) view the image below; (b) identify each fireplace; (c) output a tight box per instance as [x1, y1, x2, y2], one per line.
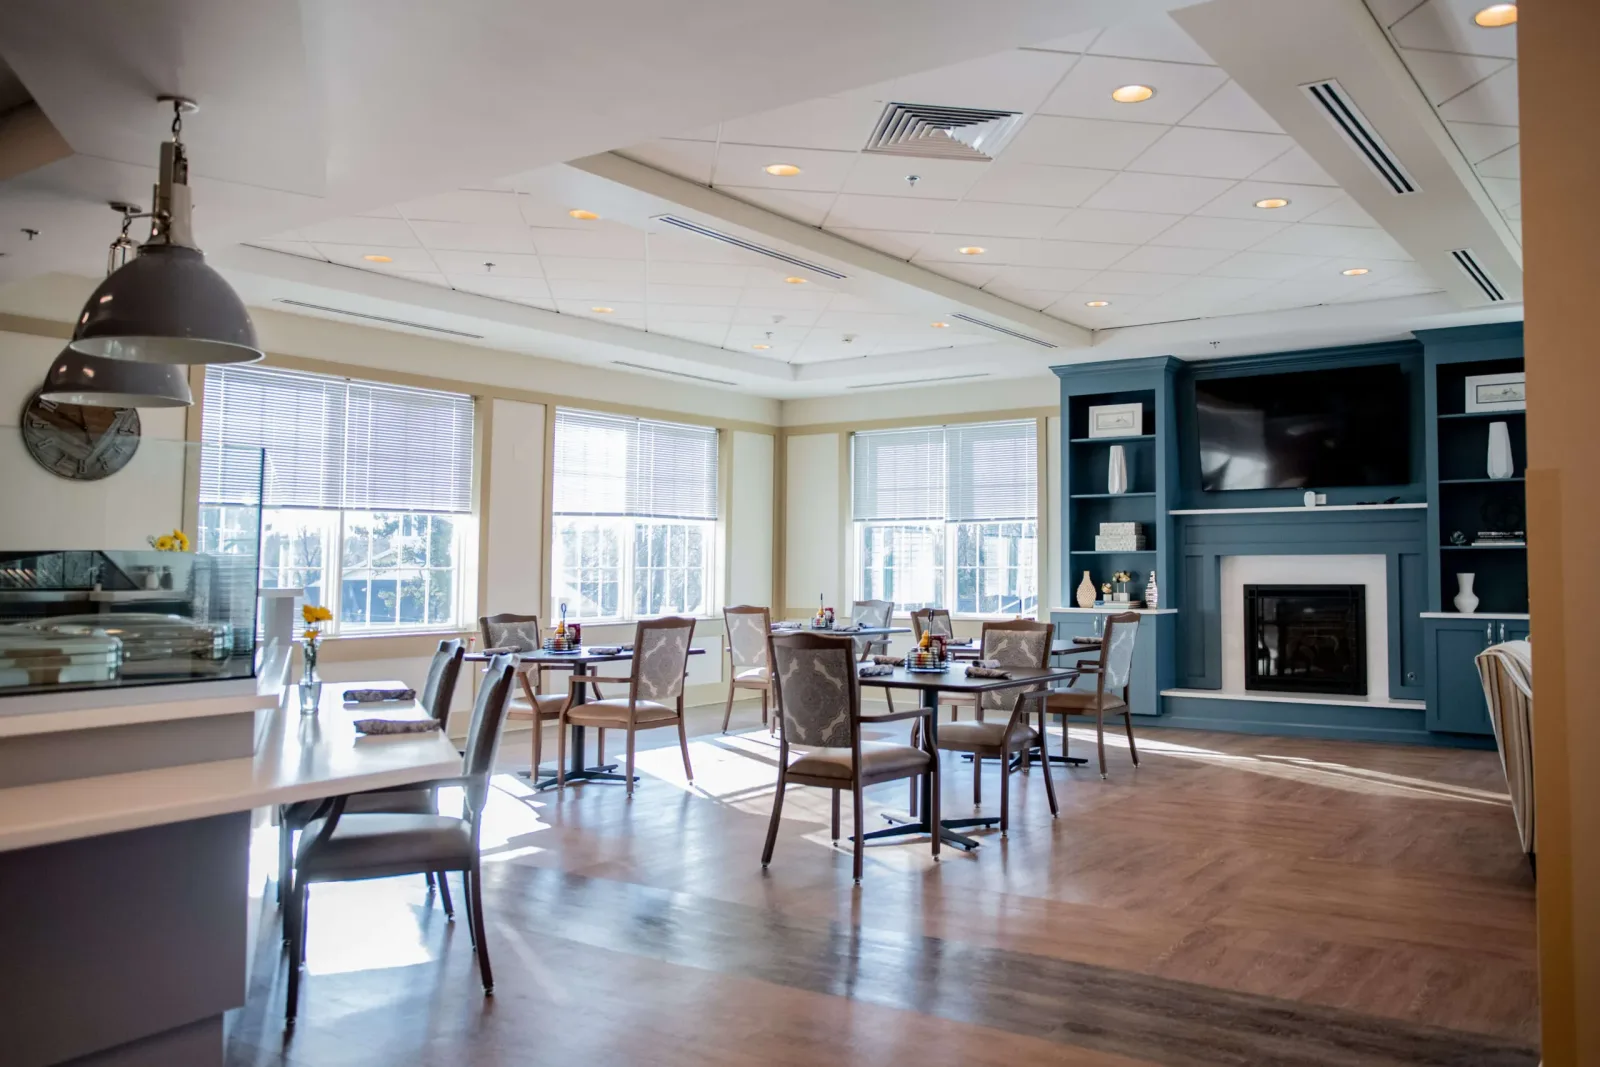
[1244, 584, 1367, 696]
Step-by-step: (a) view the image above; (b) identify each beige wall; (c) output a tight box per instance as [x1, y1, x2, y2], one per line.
[1522, 5, 1599, 1062]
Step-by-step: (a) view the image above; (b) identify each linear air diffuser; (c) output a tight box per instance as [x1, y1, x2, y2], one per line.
[611, 361, 738, 386]
[1450, 248, 1505, 301]
[653, 216, 847, 279]
[1301, 79, 1420, 195]
[274, 299, 485, 338]
[949, 313, 1058, 349]
[847, 373, 989, 390]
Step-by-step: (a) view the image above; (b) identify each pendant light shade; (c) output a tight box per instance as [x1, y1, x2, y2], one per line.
[69, 244, 261, 365]
[40, 346, 193, 408]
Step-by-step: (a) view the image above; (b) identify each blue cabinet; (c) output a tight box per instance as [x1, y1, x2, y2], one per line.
[1423, 616, 1525, 735]
[1049, 610, 1175, 716]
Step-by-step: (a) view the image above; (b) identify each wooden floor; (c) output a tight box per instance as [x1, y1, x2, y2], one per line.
[226, 701, 1539, 1066]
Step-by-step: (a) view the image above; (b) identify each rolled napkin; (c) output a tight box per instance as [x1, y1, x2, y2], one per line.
[833, 623, 863, 632]
[587, 645, 623, 655]
[872, 654, 905, 666]
[857, 663, 896, 677]
[343, 687, 417, 703]
[965, 665, 1012, 679]
[1071, 635, 1102, 645]
[354, 718, 440, 735]
[478, 646, 518, 655]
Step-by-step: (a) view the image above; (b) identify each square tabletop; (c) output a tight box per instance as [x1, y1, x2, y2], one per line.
[771, 624, 911, 637]
[465, 647, 706, 664]
[855, 663, 1078, 692]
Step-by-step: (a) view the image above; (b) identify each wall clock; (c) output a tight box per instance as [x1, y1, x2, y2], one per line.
[20, 390, 142, 481]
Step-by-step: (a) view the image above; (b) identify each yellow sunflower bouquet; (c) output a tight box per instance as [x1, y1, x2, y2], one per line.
[300, 603, 334, 685]
[147, 528, 191, 552]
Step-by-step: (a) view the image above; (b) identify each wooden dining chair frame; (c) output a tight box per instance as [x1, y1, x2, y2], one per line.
[480, 612, 605, 776]
[1044, 611, 1141, 778]
[911, 607, 976, 723]
[721, 604, 774, 733]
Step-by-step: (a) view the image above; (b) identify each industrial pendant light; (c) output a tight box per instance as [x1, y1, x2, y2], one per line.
[68, 96, 263, 365]
[40, 204, 194, 407]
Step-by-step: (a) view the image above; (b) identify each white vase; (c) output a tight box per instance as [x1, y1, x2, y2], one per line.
[1076, 571, 1097, 609]
[1146, 571, 1159, 609]
[1487, 421, 1514, 480]
[1454, 573, 1480, 615]
[1107, 444, 1128, 495]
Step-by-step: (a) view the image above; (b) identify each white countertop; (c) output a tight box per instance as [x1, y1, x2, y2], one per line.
[1420, 612, 1530, 620]
[0, 679, 460, 852]
[1052, 606, 1179, 615]
[1170, 503, 1428, 516]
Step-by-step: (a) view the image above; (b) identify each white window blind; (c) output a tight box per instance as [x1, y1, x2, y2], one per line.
[851, 427, 946, 521]
[852, 421, 1035, 521]
[553, 409, 719, 520]
[200, 365, 475, 513]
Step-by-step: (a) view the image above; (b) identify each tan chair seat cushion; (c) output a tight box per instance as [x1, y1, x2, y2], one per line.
[508, 693, 567, 719]
[939, 720, 1039, 750]
[296, 813, 474, 879]
[734, 666, 770, 683]
[565, 698, 677, 726]
[1045, 690, 1127, 713]
[788, 740, 930, 781]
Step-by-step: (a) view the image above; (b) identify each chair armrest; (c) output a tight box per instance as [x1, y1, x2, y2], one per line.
[858, 707, 931, 724]
[567, 674, 632, 692]
[1075, 660, 1101, 672]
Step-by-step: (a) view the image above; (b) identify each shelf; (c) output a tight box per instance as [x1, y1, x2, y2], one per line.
[1438, 410, 1526, 420]
[1070, 549, 1156, 555]
[1441, 543, 1526, 550]
[1070, 491, 1156, 499]
[1170, 503, 1426, 516]
[1439, 477, 1523, 485]
[1068, 434, 1156, 444]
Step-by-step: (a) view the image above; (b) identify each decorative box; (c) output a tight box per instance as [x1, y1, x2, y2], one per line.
[1098, 522, 1145, 536]
[1095, 536, 1149, 551]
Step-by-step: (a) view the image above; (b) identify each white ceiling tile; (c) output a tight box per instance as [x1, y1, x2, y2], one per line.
[912, 234, 1026, 264]
[1437, 64, 1519, 126]
[1156, 274, 1275, 305]
[1446, 121, 1520, 163]
[396, 189, 524, 226]
[1207, 250, 1333, 280]
[885, 48, 1081, 113]
[640, 261, 752, 287]
[939, 200, 1067, 238]
[411, 220, 536, 254]
[556, 301, 647, 320]
[1299, 197, 1381, 228]
[1479, 175, 1520, 210]
[649, 322, 731, 347]
[530, 225, 646, 260]
[1355, 261, 1442, 287]
[646, 304, 737, 324]
[840, 155, 986, 200]
[826, 227, 929, 260]
[717, 96, 884, 152]
[1004, 115, 1167, 170]
[1087, 14, 1216, 64]
[1047, 208, 1183, 244]
[397, 272, 453, 291]
[823, 194, 954, 232]
[717, 185, 837, 227]
[1178, 80, 1284, 134]
[919, 262, 1001, 288]
[712, 144, 859, 192]
[249, 239, 322, 260]
[1082, 171, 1237, 214]
[1364, 0, 1428, 30]
[539, 257, 647, 282]
[734, 286, 831, 311]
[642, 229, 758, 265]
[645, 283, 746, 307]
[988, 265, 1098, 293]
[355, 205, 404, 219]
[546, 278, 645, 302]
[732, 306, 820, 327]
[447, 274, 554, 305]
[982, 284, 1072, 312]
[1079, 269, 1189, 295]
[1037, 55, 1228, 125]
[1029, 28, 1103, 54]
[669, 122, 722, 142]
[1331, 282, 1444, 304]
[1248, 146, 1339, 186]
[1148, 216, 1288, 251]
[963, 161, 1117, 208]
[1397, 48, 1511, 106]
[1475, 144, 1519, 179]
[1250, 223, 1412, 261]
[1192, 180, 1346, 221]
[297, 216, 419, 247]
[1390, 0, 1517, 59]
[1043, 292, 1139, 323]
[431, 249, 543, 277]
[1129, 126, 1294, 179]
[619, 139, 717, 185]
[1015, 239, 1135, 270]
[314, 244, 438, 273]
[1111, 245, 1234, 275]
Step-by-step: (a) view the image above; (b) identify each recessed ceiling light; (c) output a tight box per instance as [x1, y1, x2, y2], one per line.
[752, 343, 771, 350]
[931, 321, 950, 328]
[764, 163, 802, 177]
[1341, 267, 1370, 276]
[1111, 84, 1155, 104]
[783, 276, 807, 284]
[958, 246, 986, 256]
[362, 254, 393, 263]
[1085, 300, 1110, 308]
[591, 306, 615, 313]
[1254, 198, 1290, 209]
[568, 209, 599, 221]
[1473, 3, 1517, 27]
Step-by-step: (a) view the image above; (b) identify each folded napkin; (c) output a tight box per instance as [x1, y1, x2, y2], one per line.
[478, 646, 518, 655]
[965, 665, 1012, 679]
[1071, 635, 1102, 645]
[587, 645, 623, 655]
[354, 718, 440, 735]
[857, 663, 896, 677]
[833, 623, 863, 632]
[872, 654, 905, 666]
[343, 687, 416, 703]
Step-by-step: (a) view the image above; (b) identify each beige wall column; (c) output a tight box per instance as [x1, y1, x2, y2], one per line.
[1521, 4, 1599, 1063]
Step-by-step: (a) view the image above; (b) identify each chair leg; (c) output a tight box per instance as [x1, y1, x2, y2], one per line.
[1038, 738, 1059, 817]
[597, 728, 606, 769]
[461, 869, 477, 951]
[929, 758, 941, 859]
[1124, 711, 1140, 767]
[851, 781, 865, 885]
[437, 871, 455, 919]
[999, 753, 1011, 837]
[761, 770, 787, 868]
[1097, 709, 1108, 780]
[467, 864, 493, 994]
[425, 869, 436, 899]
[299, 884, 310, 963]
[625, 728, 638, 798]
[761, 687, 769, 727]
[721, 681, 736, 733]
[676, 716, 694, 782]
[908, 773, 919, 819]
[276, 813, 292, 908]
[831, 790, 841, 841]
[556, 713, 568, 790]
[973, 756, 982, 806]
[531, 714, 543, 777]
[285, 880, 304, 1024]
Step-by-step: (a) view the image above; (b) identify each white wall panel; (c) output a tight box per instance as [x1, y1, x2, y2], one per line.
[484, 397, 545, 616]
[784, 432, 841, 613]
[728, 430, 774, 608]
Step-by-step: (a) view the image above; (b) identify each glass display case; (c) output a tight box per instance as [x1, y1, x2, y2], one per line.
[0, 430, 264, 696]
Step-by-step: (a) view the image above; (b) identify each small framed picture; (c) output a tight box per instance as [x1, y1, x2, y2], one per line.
[1464, 372, 1526, 413]
[1086, 402, 1144, 439]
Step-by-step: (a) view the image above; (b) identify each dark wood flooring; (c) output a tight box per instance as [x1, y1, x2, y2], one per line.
[226, 703, 1539, 1065]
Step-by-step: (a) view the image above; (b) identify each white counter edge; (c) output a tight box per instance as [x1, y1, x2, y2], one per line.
[1169, 503, 1428, 515]
[1051, 607, 1179, 615]
[1419, 611, 1530, 620]
[0, 685, 278, 739]
[1161, 687, 1426, 709]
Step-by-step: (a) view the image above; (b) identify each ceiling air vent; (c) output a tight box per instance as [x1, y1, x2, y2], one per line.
[847, 373, 989, 390]
[949, 313, 1058, 349]
[611, 361, 738, 386]
[864, 102, 1023, 161]
[653, 216, 847, 279]
[274, 299, 484, 338]
[1301, 79, 1420, 195]
[1450, 248, 1505, 301]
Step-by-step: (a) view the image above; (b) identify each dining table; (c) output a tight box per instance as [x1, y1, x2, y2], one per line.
[856, 662, 1080, 850]
[466, 646, 705, 790]
[771, 623, 912, 639]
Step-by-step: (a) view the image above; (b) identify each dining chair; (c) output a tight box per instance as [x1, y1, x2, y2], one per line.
[276, 638, 465, 910]
[479, 612, 588, 776]
[910, 606, 975, 723]
[557, 616, 696, 796]
[721, 604, 773, 733]
[851, 599, 896, 714]
[1043, 611, 1141, 778]
[284, 654, 516, 1024]
[763, 631, 938, 883]
[935, 620, 1058, 835]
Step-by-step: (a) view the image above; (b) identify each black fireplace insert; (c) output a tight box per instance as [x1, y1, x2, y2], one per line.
[1244, 584, 1367, 696]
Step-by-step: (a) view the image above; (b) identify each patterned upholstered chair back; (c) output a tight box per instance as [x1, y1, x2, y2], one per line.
[770, 633, 859, 749]
[462, 654, 516, 820]
[1100, 613, 1140, 691]
[851, 599, 893, 658]
[724, 605, 771, 671]
[631, 616, 696, 702]
[911, 608, 954, 641]
[979, 621, 1053, 714]
[479, 613, 541, 652]
[421, 638, 466, 724]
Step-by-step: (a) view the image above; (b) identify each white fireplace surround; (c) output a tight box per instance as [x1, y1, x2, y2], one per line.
[1220, 555, 1390, 703]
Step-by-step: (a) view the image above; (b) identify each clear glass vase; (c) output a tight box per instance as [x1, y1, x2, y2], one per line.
[299, 640, 321, 715]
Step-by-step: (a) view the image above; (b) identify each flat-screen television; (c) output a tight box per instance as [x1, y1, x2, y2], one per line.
[1195, 364, 1410, 491]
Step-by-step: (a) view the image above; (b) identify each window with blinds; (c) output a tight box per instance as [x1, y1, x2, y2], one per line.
[552, 408, 719, 621]
[852, 420, 1037, 616]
